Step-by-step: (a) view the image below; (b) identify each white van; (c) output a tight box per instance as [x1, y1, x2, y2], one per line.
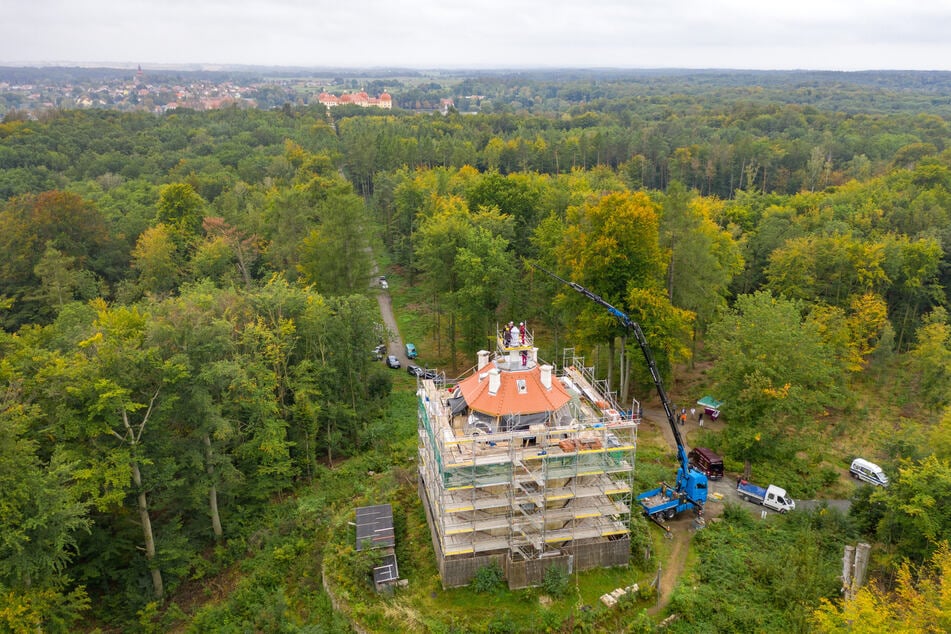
[850, 458, 889, 487]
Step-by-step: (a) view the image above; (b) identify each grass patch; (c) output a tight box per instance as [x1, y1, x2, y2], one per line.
[321, 454, 661, 633]
[665, 505, 854, 633]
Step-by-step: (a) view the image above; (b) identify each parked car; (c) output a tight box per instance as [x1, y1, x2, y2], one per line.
[408, 364, 439, 380]
[373, 344, 386, 360]
[405, 342, 418, 358]
[385, 355, 400, 369]
[850, 458, 889, 486]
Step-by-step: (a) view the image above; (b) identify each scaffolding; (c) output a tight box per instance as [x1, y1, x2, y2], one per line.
[417, 329, 638, 588]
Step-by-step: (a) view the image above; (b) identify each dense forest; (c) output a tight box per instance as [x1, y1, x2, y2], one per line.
[1, 70, 950, 632]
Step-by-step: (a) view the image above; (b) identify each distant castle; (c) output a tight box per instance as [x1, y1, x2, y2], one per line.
[317, 91, 392, 109]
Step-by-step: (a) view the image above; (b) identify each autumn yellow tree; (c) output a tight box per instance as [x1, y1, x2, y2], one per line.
[131, 224, 181, 297]
[555, 190, 687, 401]
[813, 542, 951, 633]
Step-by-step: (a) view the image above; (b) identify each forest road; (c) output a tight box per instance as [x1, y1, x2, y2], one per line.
[375, 283, 409, 366]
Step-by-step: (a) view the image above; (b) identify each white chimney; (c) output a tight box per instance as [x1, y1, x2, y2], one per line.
[477, 350, 490, 370]
[532, 347, 539, 364]
[540, 365, 553, 390]
[488, 368, 501, 395]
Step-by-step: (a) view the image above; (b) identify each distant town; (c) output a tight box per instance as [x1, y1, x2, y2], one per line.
[0, 66, 400, 115]
[7, 65, 951, 122]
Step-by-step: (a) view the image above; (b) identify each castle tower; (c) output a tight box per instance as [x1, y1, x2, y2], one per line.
[416, 324, 637, 588]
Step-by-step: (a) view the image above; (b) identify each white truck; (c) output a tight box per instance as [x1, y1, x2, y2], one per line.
[736, 479, 796, 513]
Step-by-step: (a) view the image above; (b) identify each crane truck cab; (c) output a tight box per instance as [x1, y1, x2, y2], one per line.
[637, 461, 709, 520]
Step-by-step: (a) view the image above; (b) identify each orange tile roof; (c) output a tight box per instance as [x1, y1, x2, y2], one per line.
[457, 362, 571, 417]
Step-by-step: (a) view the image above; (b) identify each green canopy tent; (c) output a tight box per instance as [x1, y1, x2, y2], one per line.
[697, 395, 723, 419]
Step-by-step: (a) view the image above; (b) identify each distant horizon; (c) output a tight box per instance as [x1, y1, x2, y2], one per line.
[5, 1, 950, 73]
[4, 61, 951, 75]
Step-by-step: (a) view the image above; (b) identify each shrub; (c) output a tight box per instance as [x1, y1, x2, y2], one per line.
[471, 561, 505, 593]
[542, 564, 569, 598]
[628, 513, 653, 569]
[486, 611, 517, 634]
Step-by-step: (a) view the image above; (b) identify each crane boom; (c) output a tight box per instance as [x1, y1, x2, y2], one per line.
[532, 263, 706, 519]
[532, 264, 688, 470]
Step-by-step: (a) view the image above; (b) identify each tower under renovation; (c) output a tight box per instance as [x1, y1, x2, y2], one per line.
[416, 326, 638, 589]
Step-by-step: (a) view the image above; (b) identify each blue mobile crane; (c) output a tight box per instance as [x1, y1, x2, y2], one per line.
[533, 264, 707, 526]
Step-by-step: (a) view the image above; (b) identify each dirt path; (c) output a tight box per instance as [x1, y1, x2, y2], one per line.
[648, 525, 691, 617]
[642, 405, 725, 448]
[640, 406, 694, 616]
[376, 285, 411, 366]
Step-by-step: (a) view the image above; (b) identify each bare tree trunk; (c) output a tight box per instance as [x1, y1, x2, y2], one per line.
[131, 460, 164, 599]
[690, 327, 698, 370]
[235, 246, 252, 290]
[449, 312, 457, 375]
[619, 333, 630, 405]
[607, 339, 615, 394]
[204, 434, 223, 539]
[666, 256, 675, 302]
[433, 291, 442, 358]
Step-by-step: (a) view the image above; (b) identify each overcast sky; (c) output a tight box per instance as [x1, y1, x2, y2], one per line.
[3, 0, 951, 71]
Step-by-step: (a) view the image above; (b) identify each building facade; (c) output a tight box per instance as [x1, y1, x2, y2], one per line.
[317, 91, 392, 109]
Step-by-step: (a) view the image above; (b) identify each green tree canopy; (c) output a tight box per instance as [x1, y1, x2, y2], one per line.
[553, 190, 675, 398]
[297, 190, 372, 296]
[905, 306, 951, 414]
[156, 182, 206, 237]
[707, 291, 846, 476]
[0, 191, 113, 328]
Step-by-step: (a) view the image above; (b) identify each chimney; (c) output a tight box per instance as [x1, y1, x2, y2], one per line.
[540, 365, 553, 390]
[477, 350, 490, 370]
[488, 368, 501, 395]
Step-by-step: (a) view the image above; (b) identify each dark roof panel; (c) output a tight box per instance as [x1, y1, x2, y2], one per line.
[355, 504, 395, 551]
[373, 553, 400, 585]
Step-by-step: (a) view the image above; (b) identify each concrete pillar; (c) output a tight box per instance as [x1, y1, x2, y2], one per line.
[854, 542, 871, 590]
[842, 545, 855, 600]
